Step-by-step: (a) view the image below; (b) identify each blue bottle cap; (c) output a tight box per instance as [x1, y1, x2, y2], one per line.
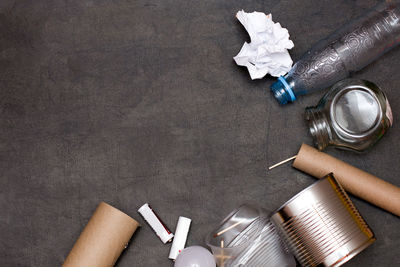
[270, 76, 296, 104]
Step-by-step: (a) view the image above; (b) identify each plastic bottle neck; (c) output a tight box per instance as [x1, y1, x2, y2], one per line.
[270, 76, 296, 104]
[305, 108, 331, 150]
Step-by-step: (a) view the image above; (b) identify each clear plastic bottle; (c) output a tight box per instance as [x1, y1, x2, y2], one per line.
[205, 204, 296, 267]
[305, 79, 393, 152]
[270, 2, 400, 104]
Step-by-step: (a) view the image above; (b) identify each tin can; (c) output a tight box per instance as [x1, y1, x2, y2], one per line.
[271, 173, 375, 267]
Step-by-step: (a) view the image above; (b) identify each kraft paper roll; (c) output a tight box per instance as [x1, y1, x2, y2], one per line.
[63, 202, 140, 267]
[293, 143, 400, 217]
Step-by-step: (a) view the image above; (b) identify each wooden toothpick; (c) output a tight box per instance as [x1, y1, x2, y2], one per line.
[217, 239, 231, 267]
[268, 155, 297, 170]
[214, 220, 245, 237]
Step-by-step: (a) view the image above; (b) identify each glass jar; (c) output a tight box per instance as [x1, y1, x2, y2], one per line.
[305, 79, 393, 151]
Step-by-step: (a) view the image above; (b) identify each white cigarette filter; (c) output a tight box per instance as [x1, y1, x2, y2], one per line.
[138, 203, 174, 243]
[169, 216, 192, 260]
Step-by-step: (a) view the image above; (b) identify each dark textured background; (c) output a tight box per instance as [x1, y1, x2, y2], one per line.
[0, 0, 399, 266]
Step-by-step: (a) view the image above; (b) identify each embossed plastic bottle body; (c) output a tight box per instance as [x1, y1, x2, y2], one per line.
[305, 79, 393, 152]
[271, 2, 400, 104]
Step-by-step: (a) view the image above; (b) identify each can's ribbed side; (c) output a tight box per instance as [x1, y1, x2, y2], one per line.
[271, 174, 375, 267]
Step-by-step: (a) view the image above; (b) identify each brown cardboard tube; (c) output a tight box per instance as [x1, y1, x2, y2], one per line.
[63, 202, 140, 267]
[293, 143, 400, 217]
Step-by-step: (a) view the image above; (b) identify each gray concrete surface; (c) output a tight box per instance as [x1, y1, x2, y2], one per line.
[0, 0, 399, 266]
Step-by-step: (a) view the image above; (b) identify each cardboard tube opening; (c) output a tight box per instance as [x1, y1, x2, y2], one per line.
[63, 202, 140, 267]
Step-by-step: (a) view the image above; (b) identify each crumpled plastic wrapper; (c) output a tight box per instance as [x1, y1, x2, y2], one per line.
[234, 10, 294, 79]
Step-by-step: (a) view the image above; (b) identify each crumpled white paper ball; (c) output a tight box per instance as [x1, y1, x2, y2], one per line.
[234, 10, 294, 79]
